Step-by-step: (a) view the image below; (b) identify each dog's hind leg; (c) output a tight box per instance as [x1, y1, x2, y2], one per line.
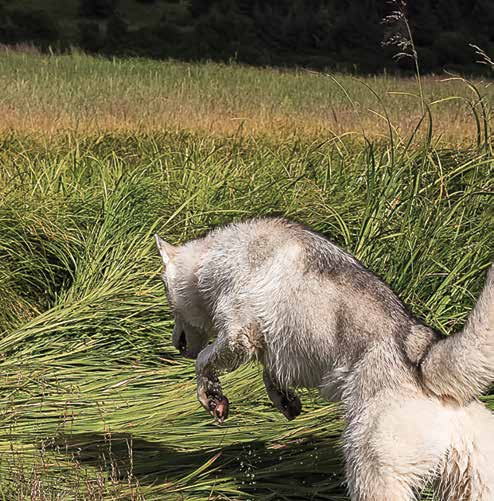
[435, 401, 494, 501]
[344, 436, 419, 501]
[263, 369, 302, 420]
[344, 392, 454, 501]
[345, 467, 415, 501]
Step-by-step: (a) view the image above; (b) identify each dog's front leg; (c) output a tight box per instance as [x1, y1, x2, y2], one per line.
[263, 369, 302, 420]
[196, 327, 255, 423]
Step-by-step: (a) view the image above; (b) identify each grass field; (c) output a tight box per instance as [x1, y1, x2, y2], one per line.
[0, 51, 493, 500]
[1, 50, 494, 143]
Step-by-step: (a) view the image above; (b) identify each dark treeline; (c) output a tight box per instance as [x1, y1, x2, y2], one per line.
[0, 0, 493, 74]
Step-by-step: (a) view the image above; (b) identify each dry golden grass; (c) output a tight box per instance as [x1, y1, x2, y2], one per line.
[1, 50, 492, 144]
[0, 102, 486, 144]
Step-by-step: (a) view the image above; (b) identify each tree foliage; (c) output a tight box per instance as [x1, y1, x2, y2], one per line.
[0, 0, 493, 74]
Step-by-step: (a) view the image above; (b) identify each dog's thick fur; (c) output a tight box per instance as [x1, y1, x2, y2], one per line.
[155, 218, 494, 501]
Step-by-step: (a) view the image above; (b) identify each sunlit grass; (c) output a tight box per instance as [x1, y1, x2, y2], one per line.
[0, 49, 492, 142]
[0, 49, 493, 499]
[0, 127, 492, 499]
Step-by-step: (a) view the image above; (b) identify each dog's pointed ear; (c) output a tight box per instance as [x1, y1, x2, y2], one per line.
[155, 234, 176, 265]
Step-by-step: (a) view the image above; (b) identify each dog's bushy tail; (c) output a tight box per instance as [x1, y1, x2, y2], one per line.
[420, 265, 494, 404]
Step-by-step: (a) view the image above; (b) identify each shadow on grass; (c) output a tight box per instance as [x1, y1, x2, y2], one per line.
[49, 431, 346, 499]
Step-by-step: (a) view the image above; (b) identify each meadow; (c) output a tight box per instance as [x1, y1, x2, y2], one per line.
[1, 48, 494, 142]
[0, 50, 493, 500]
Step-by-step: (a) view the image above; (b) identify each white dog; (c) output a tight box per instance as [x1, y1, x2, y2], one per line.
[156, 218, 494, 500]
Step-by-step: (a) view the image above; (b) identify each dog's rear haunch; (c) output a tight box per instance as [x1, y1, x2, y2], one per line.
[156, 218, 494, 501]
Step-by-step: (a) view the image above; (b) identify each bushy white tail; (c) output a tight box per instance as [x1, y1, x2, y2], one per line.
[420, 265, 494, 404]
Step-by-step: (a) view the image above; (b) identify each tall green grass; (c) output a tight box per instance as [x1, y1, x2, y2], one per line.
[0, 128, 492, 499]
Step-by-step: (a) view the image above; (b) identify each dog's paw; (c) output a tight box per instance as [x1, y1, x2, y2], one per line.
[279, 391, 302, 421]
[197, 378, 230, 423]
[207, 395, 229, 423]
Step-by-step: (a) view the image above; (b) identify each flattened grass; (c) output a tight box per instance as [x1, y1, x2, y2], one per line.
[0, 129, 492, 499]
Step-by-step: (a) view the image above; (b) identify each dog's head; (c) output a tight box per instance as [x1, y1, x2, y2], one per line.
[155, 234, 209, 359]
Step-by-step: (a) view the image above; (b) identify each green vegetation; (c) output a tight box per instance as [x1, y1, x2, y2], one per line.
[0, 52, 493, 499]
[1, 0, 493, 74]
[1, 51, 493, 142]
